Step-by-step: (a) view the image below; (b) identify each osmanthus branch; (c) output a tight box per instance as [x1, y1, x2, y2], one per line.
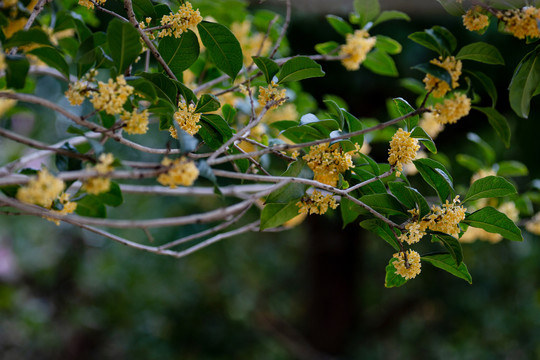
[0, 91, 181, 156]
[119, 184, 277, 198]
[207, 107, 429, 166]
[123, 0, 178, 81]
[345, 169, 394, 193]
[212, 169, 402, 229]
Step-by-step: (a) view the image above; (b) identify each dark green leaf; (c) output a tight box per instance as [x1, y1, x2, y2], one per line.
[343, 110, 364, 145]
[411, 126, 437, 153]
[474, 107, 511, 148]
[392, 97, 417, 130]
[133, 0, 157, 19]
[467, 133, 495, 165]
[266, 160, 313, 204]
[456, 42, 504, 65]
[509, 45, 540, 118]
[353, 0, 380, 27]
[197, 21, 243, 80]
[431, 233, 463, 265]
[100, 111, 116, 129]
[260, 201, 300, 230]
[195, 94, 221, 113]
[75, 195, 107, 218]
[55, 143, 83, 172]
[277, 56, 325, 83]
[174, 80, 197, 104]
[127, 77, 158, 101]
[76, 32, 107, 65]
[360, 219, 400, 251]
[430, 26, 457, 53]
[465, 70, 497, 106]
[222, 104, 237, 124]
[97, 181, 123, 207]
[5, 55, 29, 89]
[28, 47, 69, 78]
[388, 181, 416, 209]
[139, 72, 178, 104]
[326, 15, 353, 36]
[4, 28, 52, 48]
[463, 206, 523, 242]
[422, 254, 472, 283]
[412, 62, 452, 86]
[198, 114, 233, 149]
[465, 175, 517, 202]
[413, 158, 455, 202]
[385, 258, 408, 288]
[359, 193, 408, 216]
[324, 99, 344, 129]
[158, 29, 200, 78]
[363, 49, 398, 77]
[252, 56, 279, 84]
[107, 19, 142, 74]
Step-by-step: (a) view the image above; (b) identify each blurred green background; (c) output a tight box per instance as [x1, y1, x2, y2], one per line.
[2, 1, 540, 359]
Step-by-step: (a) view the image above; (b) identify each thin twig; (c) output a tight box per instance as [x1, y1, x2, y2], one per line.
[269, 0, 291, 59]
[345, 169, 394, 193]
[90, 0, 128, 21]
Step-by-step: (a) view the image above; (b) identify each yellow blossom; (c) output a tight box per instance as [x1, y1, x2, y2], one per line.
[16, 169, 65, 208]
[158, 2, 202, 38]
[94, 153, 114, 174]
[392, 250, 422, 280]
[83, 177, 110, 195]
[388, 128, 419, 177]
[463, 6, 490, 32]
[424, 196, 467, 237]
[78, 0, 106, 9]
[157, 157, 199, 188]
[303, 143, 357, 187]
[423, 56, 462, 98]
[65, 81, 88, 106]
[419, 111, 444, 139]
[122, 109, 149, 135]
[258, 81, 287, 110]
[231, 20, 271, 65]
[339, 29, 376, 71]
[296, 190, 339, 215]
[526, 212, 540, 235]
[428, 93, 471, 125]
[173, 101, 201, 136]
[89, 75, 134, 115]
[399, 221, 426, 245]
[0, 98, 17, 117]
[47, 193, 77, 226]
[500, 7, 540, 39]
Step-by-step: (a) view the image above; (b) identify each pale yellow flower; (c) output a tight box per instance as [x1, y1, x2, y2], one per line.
[173, 101, 201, 136]
[392, 250, 422, 280]
[500, 7, 540, 39]
[429, 93, 471, 125]
[463, 6, 489, 32]
[122, 109, 149, 135]
[339, 30, 376, 71]
[157, 157, 199, 188]
[423, 56, 462, 98]
[16, 169, 65, 208]
[388, 128, 419, 177]
[526, 212, 540, 235]
[89, 75, 134, 115]
[297, 190, 339, 215]
[158, 2, 202, 38]
[78, 0, 106, 9]
[258, 81, 287, 110]
[83, 177, 110, 195]
[303, 143, 357, 187]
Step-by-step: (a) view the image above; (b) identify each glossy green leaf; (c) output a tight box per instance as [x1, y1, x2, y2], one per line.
[343, 110, 364, 145]
[422, 254, 472, 284]
[353, 0, 380, 27]
[195, 94, 221, 113]
[392, 97, 417, 130]
[465, 175, 517, 203]
[27, 47, 69, 78]
[175, 81, 197, 104]
[359, 193, 408, 216]
[430, 26, 457, 53]
[411, 126, 437, 153]
[277, 56, 325, 83]
[324, 99, 344, 129]
[158, 30, 200, 78]
[463, 206, 523, 242]
[266, 160, 313, 204]
[139, 72, 178, 104]
[363, 49, 398, 77]
[431, 233, 463, 265]
[127, 77, 158, 101]
[107, 19, 142, 74]
[388, 182, 416, 209]
[252, 56, 279, 84]
[465, 70, 497, 106]
[360, 219, 400, 251]
[385, 258, 408, 288]
[315, 41, 340, 55]
[326, 15, 353, 36]
[5, 55, 29, 89]
[199, 114, 233, 149]
[413, 158, 454, 202]
[456, 42, 504, 65]
[373, 10, 410, 27]
[509, 44, 540, 118]
[197, 21, 243, 80]
[412, 62, 452, 86]
[260, 201, 300, 230]
[76, 32, 107, 65]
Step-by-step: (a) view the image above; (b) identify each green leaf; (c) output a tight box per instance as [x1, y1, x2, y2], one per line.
[158, 30, 200, 79]
[413, 158, 455, 202]
[422, 254, 472, 284]
[260, 201, 300, 230]
[464, 175, 517, 202]
[341, 197, 365, 227]
[351, 168, 386, 195]
[27, 47, 70, 78]
[197, 21, 243, 80]
[150, 99, 175, 122]
[409, 31, 442, 54]
[411, 126, 437, 153]
[266, 160, 313, 204]
[375, 35, 402, 54]
[324, 99, 344, 129]
[465, 70, 497, 106]
[363, 49, 398, 77]
[353, 0, 380, 27]
[359, 193, 408, 216]
[175, 81, 197, 104]
[456, 154, 483, 172]
[431, 233, 463, 265]
[343, 110, 364, 145]
[315, 41, 340, 55]
[199, 114, 233, 149]
[75, 195, 107, 218]
[5, 55, 29, 89]
[139, 72, 178, 104]
[222, 104, 237, 124]
[4, 28, 53, 48]
[388, 181, 416, 209]
[252, 56, 279, 84]
[392, 97, 418, 130]
[280, 125, 325, 143]
[456, 42, 504, 65]
[463, 206, 523, 242]
[360, 219, 400, 251]
[385, 258, 408, 288]
[97, 181, 123, 207]
[497, 161, 528, 177]
[509, 45, 540, 118]
[277, 56, 325, 84]
[127, 77, 158, 101]
[373, 10, 410, 27]
[326, 15, 353, 36]
[107, 19, 142, 74]
[76, 32, 107, 65]
[412, 62, 452, 86]
[100, 111, 116, 129]
[430, 26, 457, 53]
[195, 94, 220, 113]
[467, 133, 495, 165]
[55, 143, 83, 172]
[133, 0, 157, 19]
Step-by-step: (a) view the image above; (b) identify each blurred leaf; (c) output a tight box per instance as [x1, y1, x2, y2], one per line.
[465, 70, 497, 106]
[315, 41, 339, 55]
[28, 47, 70, 78]
[4, 28, 53, 48]
[373, 10, 410, 27]
[422, 253, 472, 283]
[456, 154, 483, 172]
[260, 201, 300, 230]
[326, 15, 353, 36]
[354, 0, 380, 27]
[364, 49, 398, 77]
[266, 160, 313, 204]
[55, 143, 83, 172]
[473, 107, 511, 148]
[5, 55, 29, 89]
[75, 195, 107, 218]
[98, 181, 123, 207]
[277, 56, 325, 83]
[467, 133, 496, 165]
[463, 207, 523, 242]
[497, 161, 528, 177]
[375, 35, 402, 54]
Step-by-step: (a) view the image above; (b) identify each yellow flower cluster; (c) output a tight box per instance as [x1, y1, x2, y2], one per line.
[339, 29, 376, 71]
[231, 20, 271, 65]
[303, 143, 357, 187]
[122, 109, 149, 135]
[387, 128, 419, 177]
[89, 75, 134, 115]
[171, 101, 201, 137]
[82, 153, 114, 195]
[65, 81, 87, 106]
[158, 2, 202, 38]
[392, 250, 422, 280]
[296, 190, 339, 215]
[428, 93, 471, 125]
[16, 169, 65, 208]
[423, 56, 462, 98]
[419, 112, 444, 139]
[157, 157, 199, 188]
[499, 7, 540, 39]
[526, 212, 540, 236]
[48, 193, 77, 225]
[463, 6, 489, 31]
[258, 81, 287, 110]
[78, 0, 106, 9]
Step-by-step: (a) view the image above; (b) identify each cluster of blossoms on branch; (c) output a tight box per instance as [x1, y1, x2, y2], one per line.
[339, 29, 377, 71]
